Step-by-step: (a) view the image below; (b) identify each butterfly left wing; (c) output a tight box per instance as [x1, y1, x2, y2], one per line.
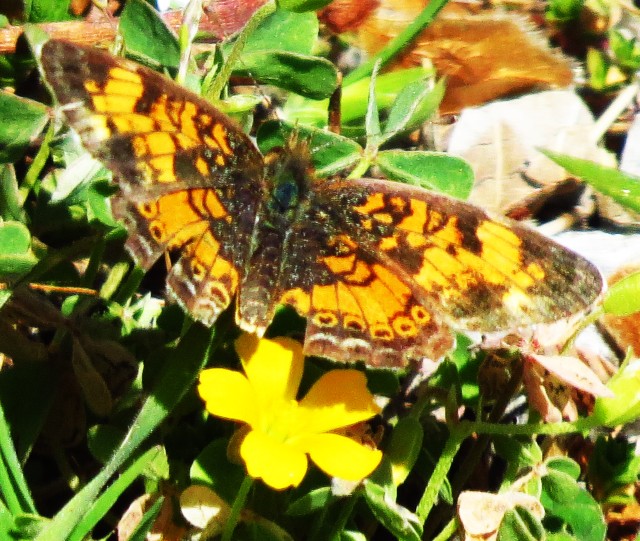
[273, 177, 602, 367]
[40, 40, 266, 327]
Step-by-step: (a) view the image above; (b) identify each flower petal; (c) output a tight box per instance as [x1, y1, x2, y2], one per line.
[235, 334, 303, 403]
[240, 430, 308, 490]
[300, 433, 382, 481]
[298, 370, 381, 433]
[198, 368, 258, 426]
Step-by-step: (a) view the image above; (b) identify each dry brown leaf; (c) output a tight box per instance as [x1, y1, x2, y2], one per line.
[457, 490, 544, 540]
[356, 0, 573, 114]
[600, 263, 640, 357]
[318, 0, 379, 33]
[180, 485, 231, 535]
[118, 490, 187, 541]
[444, 90, 612, 214]
[523, 362, 575, 422]
[527, 353, 613, 397]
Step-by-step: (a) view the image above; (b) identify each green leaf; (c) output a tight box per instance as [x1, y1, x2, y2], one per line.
[190, 439, 245, 505]
[87, 179, 119, 227]
[240, 8, 318, 55]
[0, 165, 25, 222]
[387, 417, 423, 486]
[494, 437, 542, 468]
[0, 92, 48, 164]
[542, 149, 640, 213]
[0, 358, 53, 462]
[545, 0, 584, 23]
[540, 470, 606, 541]
[234, 51, 338, 99]
[339, 532, 367, 541]
[609, 30, 640, 71]
[586, 49, 611, 91]
[286, 487, 332, 516]
[69, 447, 165, 541]
[87, 425, 126, 464]
[11, 514, 47, 538]
[0, 505, 13, 540]
[215, 93, 263, 115]
[546, 533, 579, 541]
[365, 62, 382, 145]
[545, 457, 581, 480]
[0, 401, 37, 515]
[592, 358, 640, 426]
[588, 436, 640, 504]
[283, 67, 434, 128]
[119, 0, 180, 69]
[48, 153, 106, 203]
[383, 78, 444, 141]
[0, 222, 37, 279]
[364, 481, 422, 541]
[429, 334, 478, 403]
[376, 150, 474, 199]
[26, 0, 74, 22]
[498, 506, 545, 541]
[257, 120, 362, 176]
[277, 0, 334, 12]
[603, 270, 640, 316]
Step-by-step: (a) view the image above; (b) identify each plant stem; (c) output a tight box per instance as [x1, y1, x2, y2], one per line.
[415, 429, 465, 523]
[19, 120, 53, 203]
[415, 410, 600, 526]
[343, 0, 450, 86]
[204, 0, 277, 100]
[222, 475, 254, 541]
[468, 415, 598, 437]
[347, 157, 372, 180]
[432, 518, 458, 541]
[560, 307, 603, 355]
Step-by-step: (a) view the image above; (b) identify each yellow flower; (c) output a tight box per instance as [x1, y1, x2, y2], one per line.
[198, 334, 383, 490]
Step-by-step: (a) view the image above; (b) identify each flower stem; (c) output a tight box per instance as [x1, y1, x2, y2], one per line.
[415, 429, 465, 523]
[222, 475, 253, 541]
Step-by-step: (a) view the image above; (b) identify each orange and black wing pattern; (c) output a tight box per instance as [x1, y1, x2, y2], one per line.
[40, 40, 603, 367]
[40, 40, 265, 324]
[272, 177, 602, 367]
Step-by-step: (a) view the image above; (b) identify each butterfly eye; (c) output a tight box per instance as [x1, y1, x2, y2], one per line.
[273, 182, 299, 212]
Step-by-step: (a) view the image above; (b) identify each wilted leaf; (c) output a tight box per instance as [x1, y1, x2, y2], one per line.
[357, 1, 573, 114]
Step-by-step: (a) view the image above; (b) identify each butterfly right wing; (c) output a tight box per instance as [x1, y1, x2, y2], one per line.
[272, 177, 602, 367]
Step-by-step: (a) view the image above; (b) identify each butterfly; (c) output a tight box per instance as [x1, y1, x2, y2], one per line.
[39, 39, 602, 368]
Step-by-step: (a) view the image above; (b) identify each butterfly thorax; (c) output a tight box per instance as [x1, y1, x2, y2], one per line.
[236, 144, 315, 334]
[263, 145, 311, 221]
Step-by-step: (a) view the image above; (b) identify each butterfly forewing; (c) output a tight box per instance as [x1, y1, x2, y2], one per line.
[41, 40, 265, 324]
